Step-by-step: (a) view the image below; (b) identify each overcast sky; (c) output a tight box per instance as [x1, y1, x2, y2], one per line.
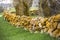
[0, 0, 13, 4]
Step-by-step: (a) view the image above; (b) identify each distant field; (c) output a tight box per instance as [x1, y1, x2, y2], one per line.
[10, 8, 16, 12]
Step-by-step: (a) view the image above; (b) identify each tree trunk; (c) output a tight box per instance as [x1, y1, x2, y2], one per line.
[15, 0, 24, 16]
[39, 0, 44, 17]
[42, 0, 51, 17]
[23, 0, 33, 16]
[14, 0, 32, 16]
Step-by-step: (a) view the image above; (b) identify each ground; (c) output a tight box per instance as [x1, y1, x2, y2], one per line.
[0, 12, 58, 40]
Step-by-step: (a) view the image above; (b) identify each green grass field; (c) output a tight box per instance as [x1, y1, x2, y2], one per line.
[0, 12, 58, 40]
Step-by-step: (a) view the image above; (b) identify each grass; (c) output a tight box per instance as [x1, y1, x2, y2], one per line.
[0, 13, 58, 40]
[10, 8, 16, 12]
